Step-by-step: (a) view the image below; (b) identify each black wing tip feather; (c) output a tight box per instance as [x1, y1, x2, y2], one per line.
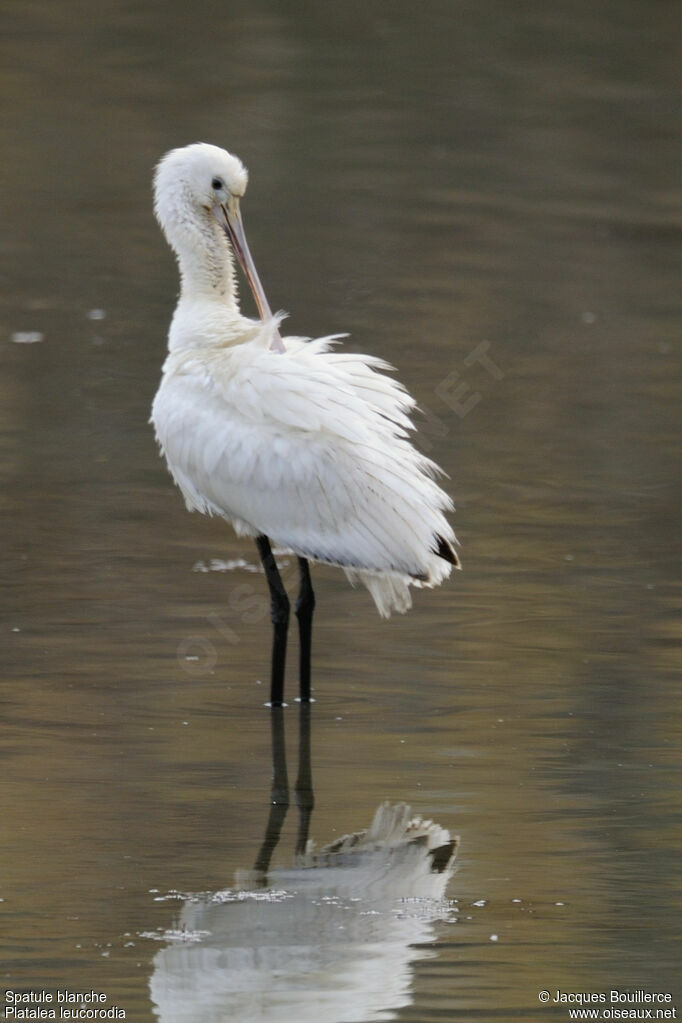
[433, 534, 461, 569]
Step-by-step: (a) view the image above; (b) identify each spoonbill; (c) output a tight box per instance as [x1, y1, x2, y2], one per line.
[151, 143, 459, 706]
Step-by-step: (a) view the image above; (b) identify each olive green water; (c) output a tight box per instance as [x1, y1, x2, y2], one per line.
[1, 1, 680, 1020]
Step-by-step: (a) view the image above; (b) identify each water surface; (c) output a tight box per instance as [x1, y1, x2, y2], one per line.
[1, 0, 680, 1020]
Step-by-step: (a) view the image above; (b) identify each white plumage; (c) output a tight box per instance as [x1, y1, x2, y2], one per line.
[151, 142, 459, 621]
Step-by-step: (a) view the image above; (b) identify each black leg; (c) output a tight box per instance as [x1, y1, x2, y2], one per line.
[295, 557, 315, 702]
[256, 535, 290, 706]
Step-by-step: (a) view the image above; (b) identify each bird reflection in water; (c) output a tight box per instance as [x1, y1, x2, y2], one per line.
[148, 707, 458, 1023]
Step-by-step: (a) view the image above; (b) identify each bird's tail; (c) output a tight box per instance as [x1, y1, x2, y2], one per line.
[344, 569, 412, 617]
[345, 548, 458, 618]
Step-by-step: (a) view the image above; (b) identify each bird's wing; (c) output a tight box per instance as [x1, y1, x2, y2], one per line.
[213, 334, 417, 441]
[153, 336, 455, 580]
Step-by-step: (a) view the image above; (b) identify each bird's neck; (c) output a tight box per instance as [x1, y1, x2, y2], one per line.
[172, 216, 240, 307]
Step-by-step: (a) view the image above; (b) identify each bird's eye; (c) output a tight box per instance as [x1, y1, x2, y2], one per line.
[212, 177, 224, 191]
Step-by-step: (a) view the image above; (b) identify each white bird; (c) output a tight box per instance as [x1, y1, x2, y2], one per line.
[151, 143, 459, 705]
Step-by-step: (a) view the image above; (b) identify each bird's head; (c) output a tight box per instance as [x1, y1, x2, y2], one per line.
[153, 143, 280, 340]
[154, 142, 248, 228]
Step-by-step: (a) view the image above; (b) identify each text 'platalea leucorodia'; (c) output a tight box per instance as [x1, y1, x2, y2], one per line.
[151, 143, 459, 706]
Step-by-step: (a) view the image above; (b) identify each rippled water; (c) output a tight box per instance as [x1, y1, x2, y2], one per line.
[1, 0, 680, 1020]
